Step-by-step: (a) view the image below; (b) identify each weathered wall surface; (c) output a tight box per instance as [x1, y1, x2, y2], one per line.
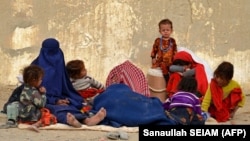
[0, 0, 249, 93]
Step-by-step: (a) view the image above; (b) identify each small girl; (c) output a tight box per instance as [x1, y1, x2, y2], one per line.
[4, 64, 46, 132]
[201, 61, 245, 122]
[163, 76, 205, 125]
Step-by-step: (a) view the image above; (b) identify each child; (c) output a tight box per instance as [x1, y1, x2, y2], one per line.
[66, 59, 105, 106]
[163, 76, 205, 125]
[150, 18, 177, 83]
[201, 61, 245, 122]
[2, 65, 46, 132]
[166, 51, 209, 99]
[31, 38, 106, 128]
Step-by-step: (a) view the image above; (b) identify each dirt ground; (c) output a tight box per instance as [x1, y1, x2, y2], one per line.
[0, 85, 249, 141]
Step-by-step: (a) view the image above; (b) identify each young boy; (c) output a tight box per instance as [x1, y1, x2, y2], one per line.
[1, 65, 46, 132]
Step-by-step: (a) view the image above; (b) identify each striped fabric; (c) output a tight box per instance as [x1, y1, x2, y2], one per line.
[163, 91, 202, 115]
[105, 60, 150, 97]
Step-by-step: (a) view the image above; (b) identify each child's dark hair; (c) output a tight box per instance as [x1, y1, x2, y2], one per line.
[23, 65, 44, 85]
[66, 59, 85, 79]
[158, 19, 173, 29]
[177, 76, 197, 93]
[214, 61, 234, 81]
[172, 59, 190, 66]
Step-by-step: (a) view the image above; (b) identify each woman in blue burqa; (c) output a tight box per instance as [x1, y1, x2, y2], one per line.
[34, 38, 175, 127]
[5, 38, 175, 127]
[31, 38, 106, 127]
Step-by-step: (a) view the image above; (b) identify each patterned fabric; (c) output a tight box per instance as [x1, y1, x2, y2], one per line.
[165, 107, 205, 125]
[151, 37, 177, 75]
[18, 84, 46, 122]
[105, 60, 150, 97]
[70, 76, 104, 91]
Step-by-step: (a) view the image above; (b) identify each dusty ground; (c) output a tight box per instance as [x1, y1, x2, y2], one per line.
[0, 85, 139, 141]
[0, 85, 249, 141]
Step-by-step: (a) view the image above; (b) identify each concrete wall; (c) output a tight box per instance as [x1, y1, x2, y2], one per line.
[0, 0, 249, 93]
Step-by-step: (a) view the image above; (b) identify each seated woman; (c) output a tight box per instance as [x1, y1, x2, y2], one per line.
[201, 61, 246, 122]
[31, 38, 106, 127]
[3, 38, 175, 129]
[166, 49, 212, 99]
[163, 76, 205, 125]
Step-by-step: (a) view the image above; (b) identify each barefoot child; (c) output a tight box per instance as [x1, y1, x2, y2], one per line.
[66, 107, 106, 127]
[31, 38, 106, 128]
[66, 59, 105, 106]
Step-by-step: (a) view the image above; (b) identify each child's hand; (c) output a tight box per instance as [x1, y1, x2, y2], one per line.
[230, 106, 239, 119]
[56, 99, 70, 105]
[183, 65, 191, 72]
[39, 86, 46, 94]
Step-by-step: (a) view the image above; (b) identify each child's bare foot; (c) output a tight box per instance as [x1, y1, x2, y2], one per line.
[27, 121, 42, 133]
[66, 113, 82, 128]
[84, 107, 106, 126]
[27, 125, 40, 133]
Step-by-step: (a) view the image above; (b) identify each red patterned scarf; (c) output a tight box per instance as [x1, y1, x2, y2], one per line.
[105, 60, 150, 97]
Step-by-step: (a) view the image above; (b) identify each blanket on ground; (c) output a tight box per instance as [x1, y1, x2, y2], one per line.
[91, 83, 176, 127]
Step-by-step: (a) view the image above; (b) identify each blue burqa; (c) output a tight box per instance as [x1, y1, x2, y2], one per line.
[31, 38, 87, 124]
[91, 84, 176, 127]
[31, 38, 175, 127]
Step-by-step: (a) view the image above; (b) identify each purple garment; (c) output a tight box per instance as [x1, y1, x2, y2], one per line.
[163, 91, 202, 114]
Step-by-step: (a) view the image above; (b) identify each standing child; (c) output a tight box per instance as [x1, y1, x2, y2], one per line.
[66, 59, 105, 106]
[151, 18, 177, 83]
[2, 65, 47, 132]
